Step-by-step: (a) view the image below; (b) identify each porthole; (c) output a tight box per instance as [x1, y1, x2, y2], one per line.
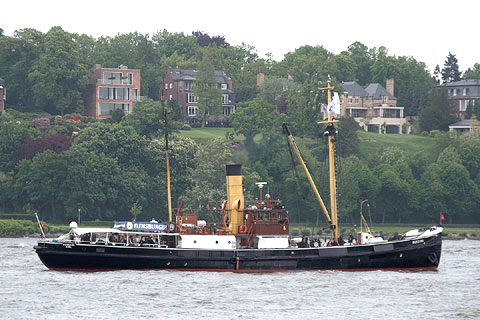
[194, 240, 197, 244]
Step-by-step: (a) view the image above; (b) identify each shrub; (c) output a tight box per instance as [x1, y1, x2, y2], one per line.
[301, 229, 311, 236]
[0, 219, 69, 236]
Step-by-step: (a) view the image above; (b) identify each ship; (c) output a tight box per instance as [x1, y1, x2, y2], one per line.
[34, 80, 442, 272]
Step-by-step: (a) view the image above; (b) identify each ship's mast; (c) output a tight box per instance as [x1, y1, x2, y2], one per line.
[164, 107, 173, 223]
[318, 79, 338, 242]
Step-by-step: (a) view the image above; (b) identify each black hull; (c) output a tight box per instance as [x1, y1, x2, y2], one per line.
[35, 234, 442, 272]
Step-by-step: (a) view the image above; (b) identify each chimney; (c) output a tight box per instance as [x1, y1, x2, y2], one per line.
[175, 66, 180, 73]
[226, 164, 245, 234]
[386, 79, 394, 96]
[257, 73, 265, 86]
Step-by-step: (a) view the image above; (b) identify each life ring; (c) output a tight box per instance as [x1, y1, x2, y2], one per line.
[239, 225, 247, 234]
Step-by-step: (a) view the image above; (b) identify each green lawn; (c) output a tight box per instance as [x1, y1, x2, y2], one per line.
[177, 128, 435, 156]
[176, 128, 244, 143]
[358, 131, 435, 157]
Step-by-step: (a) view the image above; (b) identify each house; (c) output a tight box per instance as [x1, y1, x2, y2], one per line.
[340, 79, 407, 134]
[449, 119, 480, 135]
[160, 66, 235, 123]
[439, 79, 480, 119]
[85, 64, 141, 119]
[0, 78, 5, 112]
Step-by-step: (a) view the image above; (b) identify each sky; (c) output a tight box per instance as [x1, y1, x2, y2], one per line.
[2, 0, 478, 74]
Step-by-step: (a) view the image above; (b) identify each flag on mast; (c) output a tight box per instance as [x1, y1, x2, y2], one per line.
[327, 92, 341, 115]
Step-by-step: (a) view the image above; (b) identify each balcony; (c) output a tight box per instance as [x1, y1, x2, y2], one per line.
[97, 79, 132, 85]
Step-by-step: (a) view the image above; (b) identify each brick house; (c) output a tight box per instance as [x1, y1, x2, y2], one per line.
[0, 78, 5, 112]
[85, 64, 141, 119]
[340, 79, 407, 134]
[160, 66, 235, 123]
[439, 79, 480, 119]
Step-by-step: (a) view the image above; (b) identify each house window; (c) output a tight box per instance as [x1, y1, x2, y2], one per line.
[459, 100, 468, 111]
[453, 89, 458, 96]
[223, 106, 235, 116]
[187, 106, 198, 116]
[222, 94, 229, 104]
[128, 73, 133, 84]
[169, 95, 172, 100]
[169, 83, 173, 89]
[186, 93, 198, 103]
[221, 83, 227, 90]
[348, 97, 353, 104]
[132, 89, 138, 101]
[382, 96, 388, 104]
[103, 72, 122, 84]
[184, 81, 193, 90]
[99, 102, 130, 116]
[463, 88, 469, 96]
[355, 97, 359, 104]
[165, 83, 168, 89]
[99, 87, 129, 100]
[351, 109, 366, 117]
[383, 109, 399, 118]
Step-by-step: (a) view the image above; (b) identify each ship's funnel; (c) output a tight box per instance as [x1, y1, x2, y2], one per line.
[226, 165, 244, 234]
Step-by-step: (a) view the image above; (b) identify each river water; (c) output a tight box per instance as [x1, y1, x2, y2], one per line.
[0, 238, 478, 320]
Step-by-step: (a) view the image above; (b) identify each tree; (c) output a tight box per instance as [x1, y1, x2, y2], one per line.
[194, 48, 223, 128]
[181, 139, 235, 216]
[419, 87, 458, 132]
[121, 99, 178, 137]
[14, 151, 68, 221]
[143, 136, 199, 219]
[111, 109, 125, 123]
[433, 64, 441, 84]
[441, 52, 462, 83]
[0, 118, 40, 171]
[28, 26, 89, 114]
[72, 122, 149, 167]
[344, 42, 374, 85]
[335, 116, 361, 157]
[464, 63, 480, 80]
[370, 50, 435, 116]
[231, 98, 286, 142]
[18, 134, 72, 162]
[420, 148, 479, 223]
[192, 31, 229, 48]
[375, 163, 412, 223]
[275, 45, 334, 84]
[0, 28, 44, 110]
[60, 146, 146, 221]
[465, 101, 479, 120]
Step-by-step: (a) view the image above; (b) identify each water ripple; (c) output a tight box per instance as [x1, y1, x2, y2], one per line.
[0, 238, 479, 319]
